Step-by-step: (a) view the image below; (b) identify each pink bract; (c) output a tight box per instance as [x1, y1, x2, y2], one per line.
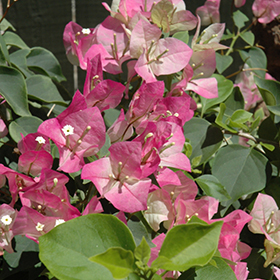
[81, 142, 151, 213]
[0, 119, 8, 138]
[38, 91, 106, 173]
[252, 0, 280, 24]
[196, 0, 221, 26]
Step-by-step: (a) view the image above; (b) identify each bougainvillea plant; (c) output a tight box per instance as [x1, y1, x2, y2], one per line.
[1, 0, 280, 279]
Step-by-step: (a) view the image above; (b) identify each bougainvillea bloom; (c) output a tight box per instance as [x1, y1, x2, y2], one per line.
[82, 142, 151, 212]
[252, 0, 280, 24]
[38, 91, 106, 172]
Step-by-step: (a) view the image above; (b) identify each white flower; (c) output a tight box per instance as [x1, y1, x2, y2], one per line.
[62, 124, 74, 136]
[36, 222, 45, 232]
[82, 28, 91, 35]
[1, 215, 12, 226]
[35, 136, 46, 144]
[55, 219, 65, 227]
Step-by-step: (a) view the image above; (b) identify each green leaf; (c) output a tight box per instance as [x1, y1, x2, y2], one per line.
[89, 247, 134, 279]
[4, 235, 39, 268]
[3, 31, 29, 49]
[127, 219, 154, 247]
[239, 47, 267, 78]
[212, 145, 269, 208]
[104, 108, 121, 128]
[254, 76, 280, 116]
[183, 118, 223, 167]
[215, 103, 237, 133]
[26, 75, 68, 106]
[230, 109, 252, 123]
[9, 116, 43, 143]
[224, 86, 244, 115]
[0, 18, 16, 32]
[260, 142, 275, 151]
[151, 220, 223, 271]
[200, 74, 234, 115]
[240, 31, 255, 46]
[134, 237, 151, 265]
[181, 257, 237, 280]
[97, 133, 111, 158]
[195, 175, 231, 202]
[228, 109, 253, 131]
[10, 49, 34, 78]
[0, 65, 31, 116]
[221, 29, 234, 41]
[151, 274, 162, 280]
[0, 33, 10, 64]
[26, 47, 66, 83]
[233, 10, 249, 30]
[39, 214, 136, 280]
[173, 31, 189, 44]
[215, 53, 233, 74]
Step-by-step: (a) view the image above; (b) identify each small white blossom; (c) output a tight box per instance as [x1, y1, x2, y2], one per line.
[62, 124, 74, 136]
[1, 215, 12, 226]
[35, 136, 46, 144]
[36, 222, 45, 232]
[55, 219, 65, 227]
[82, 28, 91, 35]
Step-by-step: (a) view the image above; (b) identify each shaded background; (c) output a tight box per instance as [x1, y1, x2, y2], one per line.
[3, 0, 277, 97]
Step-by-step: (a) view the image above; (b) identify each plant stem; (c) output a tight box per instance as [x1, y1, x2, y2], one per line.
[0, 0, 18, 25]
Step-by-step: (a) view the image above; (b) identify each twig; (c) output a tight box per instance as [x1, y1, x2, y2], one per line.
[223, 130, 280, 148]
[0, 0, 18, 25]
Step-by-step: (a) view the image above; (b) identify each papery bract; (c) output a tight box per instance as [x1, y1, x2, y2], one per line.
[19, 189, 80, 221]
[173, 64, 218, 99]
[0, 164, 36, 206]
[144, 187, 173, 231]
[17, 133, 51, 154]
[86, 15, 131, 74]
[38, 90, 106, 172]
[12, 206, 58, 243]
[196, 0, 221, 26]
[0, 119, 8, 138]
[82, 196, 103, 215]
[18, 150, 53, 177]
[32, 168, 70, 200]
[63, 21, 96, 66]
[248, 193, 278, 235]
[83, 55, 103, 96]
[144, 169, 197, 231]
[235, 0, 246, 7]
[85, 79, 125, 111]
[175, 196, 219, 225]
[82, 142, 151, 212]
[189, 49, 216, 78]
[107, 109, 134, 143]
[252, 0, 280, 24]
[135, 37, 193, 83]
[127, 81, 164, 128]
[192, 17, 228, 52]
